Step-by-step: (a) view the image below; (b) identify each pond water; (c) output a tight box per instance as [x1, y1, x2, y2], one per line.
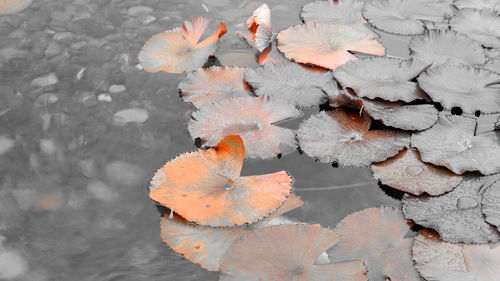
[4, 0, 497, 280]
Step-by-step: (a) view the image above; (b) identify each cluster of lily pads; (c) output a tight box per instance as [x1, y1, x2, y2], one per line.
[139, 0, 500, 280]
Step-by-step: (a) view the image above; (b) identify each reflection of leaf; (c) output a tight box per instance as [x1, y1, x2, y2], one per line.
[328, 207, 421, 281]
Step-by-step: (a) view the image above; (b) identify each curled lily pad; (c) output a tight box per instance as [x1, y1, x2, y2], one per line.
[159, 194, 303, 271]
[297, 108, 410, 167]
[277, 23, 385, 70]
[219, 224, 368, 281]
[330, 91, 438, 131]
[239, 4, 273, 52]
[244, 62, 338, 107]
[363, 0, 453, 35]
[411, 113, 500, 175]
[409, 29, 487, 66]
[450, 8, 500, 48]
[333, 57, 429, 102]
[482, 178, 500, 231]
[328, 206, 422, 281]
[413, 229, 500, 281]
[138, 17, 226, 73]
[417, 63, 500, 114]
[178, 66, 252, 108]
[372, 148, 463, 196]
[362, 101, 438, 131]
[149, 135, 293, 227]
[403, 175, 500, 244]
[300, 0, 374, 35]
[188, 96, 302, 159]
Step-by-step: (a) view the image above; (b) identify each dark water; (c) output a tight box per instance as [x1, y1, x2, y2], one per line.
[5, 0, 492, 280]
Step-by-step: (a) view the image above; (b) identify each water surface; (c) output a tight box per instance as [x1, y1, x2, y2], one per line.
[0, 1, 405, 280]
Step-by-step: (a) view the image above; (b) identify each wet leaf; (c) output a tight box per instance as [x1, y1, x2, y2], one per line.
[149, 135, 293, 227]
[372, 148, 463, 196]
[188, 96, 301, 159]
[297, 108, 409, 167]
[403, 175, 500, 244]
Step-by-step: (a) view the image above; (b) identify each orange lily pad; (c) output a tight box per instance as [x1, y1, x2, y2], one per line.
[138, 17, 226, 73]
[241, 4, 273, 52]
[149, 135, 293, 227]
[277, 23, 385, 70]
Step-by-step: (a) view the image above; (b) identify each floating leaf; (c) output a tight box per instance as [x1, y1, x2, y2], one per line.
[409, 29, 487, 66]
[372, 148, 463, 196]
[178, 66, 252, 108]
[219, 224, 368, 281]
[277, 23, 385, 70]
[297, 108, 409, 167]
[330, 91, 438, 131]
[450, 8, 500, 48]
[333, 57, 429, 102]
[300, 0, 374, 35]
[159, 194, 303, 271]
[138, 17, 226, 73]
[413, 229, 500, 281]
[328, 207, 421, 281]
[403, 175, 500, 243]
[418, 63, 500, 114]
[188, 96, 301, 159]
[411, 113, 500, 175]
[149, 135, 293, 227]
[363, 0, 453, 35]
[244, 62, 337, 107]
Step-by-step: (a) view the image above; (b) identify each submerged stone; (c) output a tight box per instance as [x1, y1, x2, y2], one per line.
[31, 72, 58, 87]
[0, 249, 28, 279]
[113, 108, 149, 126]
[127, 6, 153, 17]
[0, 136, 15, 157]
